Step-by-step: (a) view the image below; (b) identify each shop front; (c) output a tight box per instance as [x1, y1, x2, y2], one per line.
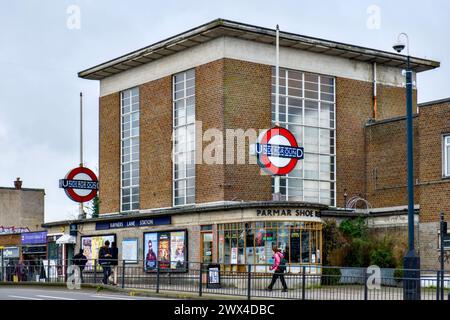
[43, 203, 325, 277]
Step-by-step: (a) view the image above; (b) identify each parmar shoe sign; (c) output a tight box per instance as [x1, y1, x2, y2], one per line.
[59, 166, 99, 203]
[255, 127, 304, 175]
[256, 208, 320, 218]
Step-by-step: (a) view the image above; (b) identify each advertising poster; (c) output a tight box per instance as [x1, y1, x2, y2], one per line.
[122, 238, 138, 263]
[158, 232, 170, 269]
[231, 247, 238, 264]
[81, 234, 115, 269]
[170, 231, 186, 270]
[144, 233, 158, 271]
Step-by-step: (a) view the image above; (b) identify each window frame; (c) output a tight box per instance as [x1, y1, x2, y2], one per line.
[120, 87, 140, 213]
[172, 69, 196, 207]
[444, 134, 450, 178]
[271, 67, 336, 207]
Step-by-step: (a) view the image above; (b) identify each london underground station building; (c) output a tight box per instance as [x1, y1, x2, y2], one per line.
[43, 19, 450, 271]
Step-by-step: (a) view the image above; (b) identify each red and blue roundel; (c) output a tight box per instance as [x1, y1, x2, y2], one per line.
[59, 166, 99, 203]
[256, 127, 304, 175]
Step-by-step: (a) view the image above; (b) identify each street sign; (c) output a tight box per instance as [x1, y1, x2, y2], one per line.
[443, 234, 450, 250]
[59, 166, 99, 203]
[255, 127, 304, 175]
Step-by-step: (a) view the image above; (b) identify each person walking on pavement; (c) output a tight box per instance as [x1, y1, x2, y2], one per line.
[98, 240, 112, 285]
[73, 248, 88, 283]
[110, 242, 119, 285]
[266, 244, 288, 292]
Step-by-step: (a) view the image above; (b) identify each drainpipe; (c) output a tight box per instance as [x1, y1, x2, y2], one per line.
[373, 62, 378, 120]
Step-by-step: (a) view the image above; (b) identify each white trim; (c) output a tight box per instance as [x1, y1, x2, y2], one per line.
[100, 37, 411, 97]
[443, 135, 450, 178]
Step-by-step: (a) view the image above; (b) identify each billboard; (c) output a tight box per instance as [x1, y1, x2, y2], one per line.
[144, 232, 158, 271]
[81, 234, 116, 268]
[170, 231, 186, 269]
[143, 230, 187, 272]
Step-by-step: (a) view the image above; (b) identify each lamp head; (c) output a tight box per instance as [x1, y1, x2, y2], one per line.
[393, 40, 406, 53]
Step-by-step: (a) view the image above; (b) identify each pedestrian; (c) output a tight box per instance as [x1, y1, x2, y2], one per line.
[15, 258, 27, 282]
[110, 242, 119, 285]
[98, 240, 112, 285]
[73, 248, 88, 283]
[266, 244, 288, 292]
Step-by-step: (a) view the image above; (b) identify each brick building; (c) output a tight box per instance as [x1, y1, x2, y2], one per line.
[43, 19, 447, 271]
[0, 178, 47, 269]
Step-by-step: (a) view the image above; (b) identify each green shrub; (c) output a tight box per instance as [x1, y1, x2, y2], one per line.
[393, 268, 404, 282]
[342, 238, 372, 267]
[370, 247, 396, 268]
[321, 267, 341, 286]
[339, 218, 368, 240]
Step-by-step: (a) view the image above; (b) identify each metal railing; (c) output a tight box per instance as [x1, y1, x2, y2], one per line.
[1, 259, 450, 300]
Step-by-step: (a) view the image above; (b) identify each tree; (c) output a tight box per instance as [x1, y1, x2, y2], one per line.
[90, 195, 100, 218]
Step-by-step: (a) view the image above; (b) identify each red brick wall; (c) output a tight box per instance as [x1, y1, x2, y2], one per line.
[140, 76, 173, 209]
[365, 117, 420, 208]
[99, 93, 121, 214]
[195, 60, 226, 204]
[335, 77, 416, 208]
[418, 102, 450, 223]
[222, 59, 272, 201]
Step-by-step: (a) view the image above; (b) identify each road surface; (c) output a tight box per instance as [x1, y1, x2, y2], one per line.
[0, 286, 173, 300]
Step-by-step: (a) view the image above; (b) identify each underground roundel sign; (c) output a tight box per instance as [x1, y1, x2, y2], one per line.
[256, 127, 304, 175]
[59, 166, 99, 203]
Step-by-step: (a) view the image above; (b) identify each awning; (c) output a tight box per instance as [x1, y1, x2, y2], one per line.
[56, 234, 76, 245]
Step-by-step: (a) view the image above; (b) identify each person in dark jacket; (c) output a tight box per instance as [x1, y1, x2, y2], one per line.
[98, 241, 112, 284]
[73, 248, 88, 283]
[110, 242, 119, 285]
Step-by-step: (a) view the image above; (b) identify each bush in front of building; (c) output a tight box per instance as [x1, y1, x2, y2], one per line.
[324, 218, 399, 269]
[320, 267, 342, 286]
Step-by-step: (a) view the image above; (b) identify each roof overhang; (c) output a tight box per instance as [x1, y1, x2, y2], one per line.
[78, 18, 440, 80]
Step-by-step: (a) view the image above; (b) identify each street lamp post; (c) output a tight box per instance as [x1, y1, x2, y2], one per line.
[393, 32, 421, 300]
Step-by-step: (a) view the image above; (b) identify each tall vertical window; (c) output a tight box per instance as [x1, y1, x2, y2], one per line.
[173, 69, 195, 206]
[271, 68, 336, 206]
[121, 87, 140, 212]
[444, 135, 450, 177]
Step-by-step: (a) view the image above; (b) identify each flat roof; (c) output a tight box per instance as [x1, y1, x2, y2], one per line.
[78, 18, 440, 80]
[418, 98, 450, 108]
[0, 187, 45, 193]
[42, 201, 328, 227]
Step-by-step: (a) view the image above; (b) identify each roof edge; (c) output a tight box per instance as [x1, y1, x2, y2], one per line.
[418, 98, 450, 108]
[78, 18, 440, 80]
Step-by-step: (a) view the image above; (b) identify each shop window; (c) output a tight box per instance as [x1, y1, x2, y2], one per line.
[201, 232, 213, 264]
[217, 221, 322, 271]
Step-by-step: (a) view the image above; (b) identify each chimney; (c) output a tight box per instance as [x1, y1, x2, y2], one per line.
[14, 177, 22, 190]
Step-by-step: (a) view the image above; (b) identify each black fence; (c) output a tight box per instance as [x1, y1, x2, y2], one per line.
[1, 259, 450, 300]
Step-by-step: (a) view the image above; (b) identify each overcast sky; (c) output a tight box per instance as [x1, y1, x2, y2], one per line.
[0, 0, 448, 223]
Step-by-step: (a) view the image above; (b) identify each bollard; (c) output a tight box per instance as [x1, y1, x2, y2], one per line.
[156, 261, 160, 293]
[47, 259, 50, 283]
[94, 260, 98, 284]
[247, 264, 252, 300]
[121, 260, 126, 289]
[437, 271, 441, 300]
[364, 268, 368, 300]
[302, 266, 306, 300]
[199, 263, 203, 297]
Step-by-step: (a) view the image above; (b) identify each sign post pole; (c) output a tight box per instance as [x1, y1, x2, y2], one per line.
[274, 24, 281, 200]
[440, 212, 445, 300]
[79, 92, 84, 219]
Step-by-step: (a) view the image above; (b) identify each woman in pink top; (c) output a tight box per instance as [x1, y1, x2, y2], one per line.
[266, 245, 288, 292]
